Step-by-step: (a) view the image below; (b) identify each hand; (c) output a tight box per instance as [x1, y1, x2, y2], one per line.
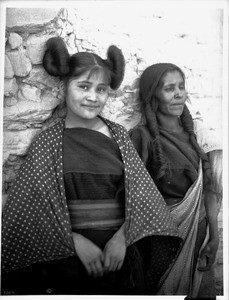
[72, 232, 104, 277]
[103, 234, 126, 273]
[197, 238, 219, 272]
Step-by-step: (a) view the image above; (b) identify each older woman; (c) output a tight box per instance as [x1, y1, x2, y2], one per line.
[130, 63, 222, 298]
[1, 40, 182, 295]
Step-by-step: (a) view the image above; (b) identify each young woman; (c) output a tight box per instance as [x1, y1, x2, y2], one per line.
[1, 39, 182, 295]
[130, 63, 222, 298]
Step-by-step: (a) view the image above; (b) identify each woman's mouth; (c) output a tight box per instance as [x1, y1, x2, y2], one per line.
[172, 103, 184, 108]
[82, 104, 100, 109]
[172, 101, 184, 105]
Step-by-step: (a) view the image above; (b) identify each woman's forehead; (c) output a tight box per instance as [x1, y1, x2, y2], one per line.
[161, 70, 184, 84]
[70, 69, 109, 85]
[86, 70, 109, 83]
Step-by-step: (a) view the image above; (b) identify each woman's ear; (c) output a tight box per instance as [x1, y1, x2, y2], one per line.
[57, 80, 66, 103]
[59, 80, 65, 96]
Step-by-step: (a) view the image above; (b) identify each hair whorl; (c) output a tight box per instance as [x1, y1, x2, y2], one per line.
[43, 37, 70, 77]
[106, 45, 125, 90]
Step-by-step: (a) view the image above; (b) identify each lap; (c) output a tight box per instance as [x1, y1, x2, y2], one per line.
[1, 233, 181, 295]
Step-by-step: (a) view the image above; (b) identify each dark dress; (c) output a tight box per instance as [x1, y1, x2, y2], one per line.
[54, 127, 126, 294]
[63, 127, 125, 234]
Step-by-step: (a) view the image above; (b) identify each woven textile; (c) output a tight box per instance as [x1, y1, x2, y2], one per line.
[158, 161, 203, 295]
[1, 117, 181, 274]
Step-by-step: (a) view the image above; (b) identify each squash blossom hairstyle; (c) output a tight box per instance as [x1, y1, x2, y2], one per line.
[43, 37, 125, 90]
[138, 63, 212, 185]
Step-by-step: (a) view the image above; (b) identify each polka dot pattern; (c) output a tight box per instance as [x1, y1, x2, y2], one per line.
[103, 118, 180, 246]
[1, 117, 180, 274]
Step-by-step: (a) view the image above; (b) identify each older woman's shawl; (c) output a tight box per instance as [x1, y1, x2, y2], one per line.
[158, 160, 219, 297]
[130, 117, 222, 296]
[1, 118, 181, 274]
[158, 160, 203, 295]
[156, 121, 222, 296]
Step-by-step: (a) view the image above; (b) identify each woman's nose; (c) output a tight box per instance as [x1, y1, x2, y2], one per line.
[87, 89, 97, 101]
[174, 87, 182, 98]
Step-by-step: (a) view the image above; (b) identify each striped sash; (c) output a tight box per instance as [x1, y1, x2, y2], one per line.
[68, 198, 125, 230]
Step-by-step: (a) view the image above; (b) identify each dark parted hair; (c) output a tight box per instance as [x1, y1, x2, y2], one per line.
[43, 37, 125, 90]
[138, 63, 212, 184]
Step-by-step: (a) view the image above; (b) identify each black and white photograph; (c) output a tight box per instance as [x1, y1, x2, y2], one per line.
[0, 1, 228, 299]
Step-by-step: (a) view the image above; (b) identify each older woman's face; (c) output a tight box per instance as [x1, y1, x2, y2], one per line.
[155, 70, 187, 117]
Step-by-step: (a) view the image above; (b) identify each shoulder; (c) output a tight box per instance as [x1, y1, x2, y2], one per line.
[101, 117, 128, 134]
[129, 124, 151, 142]
[193, 118, 222, 153]
[128, 125, 153, 163]
[30, 119, 64, 150]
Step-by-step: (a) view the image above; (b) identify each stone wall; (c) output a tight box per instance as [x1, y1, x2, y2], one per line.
[2, 5, 224, 295]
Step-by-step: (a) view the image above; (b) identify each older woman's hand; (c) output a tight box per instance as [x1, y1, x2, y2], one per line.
[72, 232, 104, 277]
[197, 237, 219, 271]
[103, 228, 126, 273]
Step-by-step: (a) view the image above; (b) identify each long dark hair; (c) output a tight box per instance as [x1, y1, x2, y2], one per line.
[139, 63, 212, 184]
[43, 37, 125, 90]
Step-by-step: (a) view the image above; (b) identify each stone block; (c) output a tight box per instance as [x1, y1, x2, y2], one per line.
[6, 8, 61, 33]
[4, 96, 18, 107]
[3, 128, 41, 163]
[26, 34, 56, 65]
[4, 78, 18, 96]
[18, 84, 41, 102]
[66, 33, 77, 53]
[4, 92, 60, 123]
[7, 50, 32, 77]
[22, 66, 60, 89]
[4, 55, 14, 78]
[6, 123, 28, 131]
[8, 32, 23, 49]
[40, 89, 61, 105]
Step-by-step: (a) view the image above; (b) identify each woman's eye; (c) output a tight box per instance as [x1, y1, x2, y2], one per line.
[165, 87, 174, 92]
[79, 85, 88, 90]
[97, 87, 107, 93]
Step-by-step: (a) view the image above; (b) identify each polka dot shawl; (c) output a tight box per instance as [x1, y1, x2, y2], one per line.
[1, 118, 181, 274]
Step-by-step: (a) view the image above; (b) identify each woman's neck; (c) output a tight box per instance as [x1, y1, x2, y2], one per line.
[65, 113, 99, 130]
[65, 113, 112, 138]
[157, 113, 183, 133]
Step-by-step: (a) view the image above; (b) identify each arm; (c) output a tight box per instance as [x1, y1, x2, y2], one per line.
[198, 150, 222, 271]
[194, 117, 222, 271]
[103, 222, 126, 272]
[205, 185, 220, 242]
[198, 187, 219, 271]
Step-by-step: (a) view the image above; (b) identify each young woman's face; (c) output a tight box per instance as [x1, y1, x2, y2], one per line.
[66, 71, 109, 121]
[155, 70, 187, 117]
